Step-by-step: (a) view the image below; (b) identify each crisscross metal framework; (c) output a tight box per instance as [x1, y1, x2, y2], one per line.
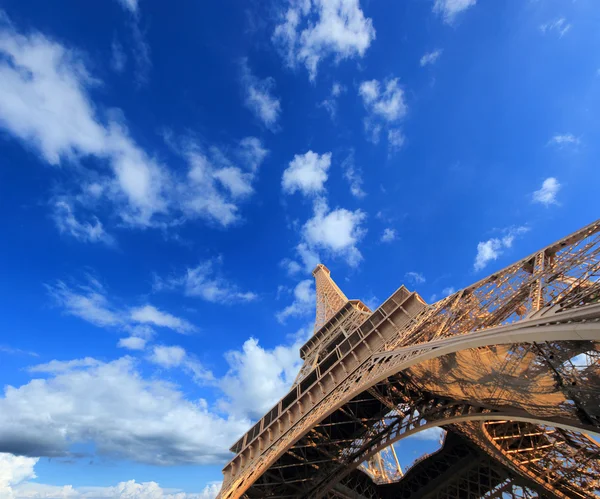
[218, 219, 600, 499]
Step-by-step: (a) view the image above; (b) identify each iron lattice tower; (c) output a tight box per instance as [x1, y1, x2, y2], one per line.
[218, 219, 600, 499]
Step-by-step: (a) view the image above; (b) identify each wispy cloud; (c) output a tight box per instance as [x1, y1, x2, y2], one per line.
[540, 17, 571, 38]
[276, 280, 315, 323]
[319, 82, 346, 120]
[405, 271, 426, 284]
[359, 78, 407, 152]
[342, 151, 366, 199]
[153, 259, 258, 304]
[548, 133, 580, 148]
[241, 59, 281, 130]
[420, 49, 443, 67]
[433, 0, 477, 24]
[47, 276, 197, 346]
[110, 39, 127, 73]
[52, 200, 115, 246]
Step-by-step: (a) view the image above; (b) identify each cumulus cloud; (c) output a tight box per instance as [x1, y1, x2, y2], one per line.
[0, 15, 266, 233]
[302, 200, 366, 267]
[272, 0, 376, 80]
[282, 151, 332, 196]
[474, 226, 529, 271]
[219, 327, 310, 419]
[0, 357, 248, 465]
[433, 0, 477, 24]
[359, 79, 407, 151]
[0, 451, 221, 498]
[420, 49, 442, 66]
[241, 59, 281, 130]
[153, 259, 257, 304]
[118, 336, 147, 351]
[532, 177, 561, 206]
[276, 280, 315, 323]
[381, 228, 397, 242]
[540, 18, 571, 38]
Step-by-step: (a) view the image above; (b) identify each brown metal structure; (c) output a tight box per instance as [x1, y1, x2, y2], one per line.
[218, 219, 600, 499]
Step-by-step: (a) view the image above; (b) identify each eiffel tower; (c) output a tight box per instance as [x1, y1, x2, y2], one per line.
[217, 219, 600, 499]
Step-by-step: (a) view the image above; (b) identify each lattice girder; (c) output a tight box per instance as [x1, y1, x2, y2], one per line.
[218, 219, 600, 499]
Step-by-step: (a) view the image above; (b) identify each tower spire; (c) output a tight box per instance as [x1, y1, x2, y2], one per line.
[312, 264, 348, 332]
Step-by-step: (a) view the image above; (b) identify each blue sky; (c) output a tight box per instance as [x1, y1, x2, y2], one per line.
[0, 0, 598, 496]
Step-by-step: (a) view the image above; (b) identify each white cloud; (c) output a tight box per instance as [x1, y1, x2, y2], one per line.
[47, 280, 123, 328]
[474, 226, 529, 271]
[241, 60, 281, 130]
[342, 151, 365, 198]
[405, 271, 425, 284]
[280, 258, 303, 276]
[0, 451, 221, 498]
[219, 328, 310, 419]
[433, 0, 476, 24]
[532, 177, 561, 206]
[282, 151, 331, 196]
[238, 137, 269, 172]
[110, 39, 127, 73]
[387, 129, 406, 153]
[319, 82, 346, 120]
[47, 278, 195, 342]
[130, 305, 196, 334]
[149, 345, 187, 368]
[115, 0, 138, 14]
[296, 242, 321, 272]
[0, 357, 249, 465]
[540, 18, 571, 38]
[153, 260, 257, 304]
[52, 200, 115, 246]
[420, 49, 442, 66]
[303, 200, 366, 267]
[359, 79, 406, 122]
[272, 0, 376, 80]
[0, 16, 266, 233]
[442, 286, 456, 296]
[548, 133, 580, 147]
[381, 228, 397, 242]
[276, 280, 315, 323]
[359, 79, 407, 150]
[118, 336, 147, 351]
[177, 138, 267, 227]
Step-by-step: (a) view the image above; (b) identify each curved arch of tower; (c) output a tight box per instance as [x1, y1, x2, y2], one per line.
[217, 219, 600, 499]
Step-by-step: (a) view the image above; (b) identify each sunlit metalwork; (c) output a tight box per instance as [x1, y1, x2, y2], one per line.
[218, 219, 600, 499]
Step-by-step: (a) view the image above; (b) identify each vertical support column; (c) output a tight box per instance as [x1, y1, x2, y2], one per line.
[530, 251, 547, 312]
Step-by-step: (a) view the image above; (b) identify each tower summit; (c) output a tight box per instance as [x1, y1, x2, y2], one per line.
[312, 264, 348, 333]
